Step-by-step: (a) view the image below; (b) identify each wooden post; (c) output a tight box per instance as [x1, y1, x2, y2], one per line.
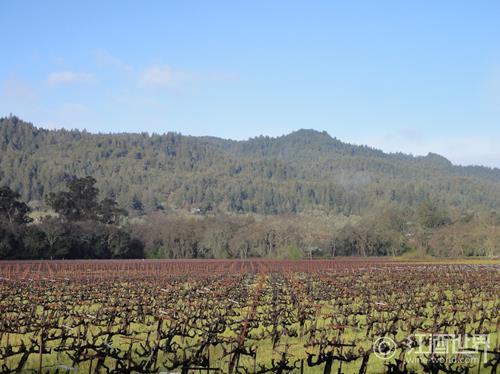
[253, 348, 257, 374]
[38, 326, 44, 374]
[477, 350, 482, 374]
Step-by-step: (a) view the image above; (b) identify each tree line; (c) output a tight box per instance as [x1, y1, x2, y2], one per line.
[130, 203, 499, 259]
[0, 177, 143, 259]
[1, 175, 499, 259]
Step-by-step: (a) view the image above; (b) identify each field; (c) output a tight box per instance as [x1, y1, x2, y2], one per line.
[0, 259, 498, 373]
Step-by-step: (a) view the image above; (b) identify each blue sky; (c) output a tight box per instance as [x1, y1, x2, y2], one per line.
[1, 1, 500, 167]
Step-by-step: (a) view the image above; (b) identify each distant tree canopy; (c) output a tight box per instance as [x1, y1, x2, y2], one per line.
[1, 116, 499, 216]
[417, 199, 451, 228]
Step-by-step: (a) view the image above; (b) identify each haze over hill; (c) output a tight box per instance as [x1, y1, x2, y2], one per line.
[1, 115, 500, 216]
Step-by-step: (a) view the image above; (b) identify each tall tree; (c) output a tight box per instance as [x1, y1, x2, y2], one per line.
[47, 176, 126, 223]
[0, 186, 32, 224]
[47, 176, 99, 221]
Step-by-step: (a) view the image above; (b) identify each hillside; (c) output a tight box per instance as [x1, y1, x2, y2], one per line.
[1, 115, 500, 259]
[1, 115, 499, 216]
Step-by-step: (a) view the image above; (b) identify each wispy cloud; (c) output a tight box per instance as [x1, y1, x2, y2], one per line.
[138, 66, 197, 88]
[1, 76, 37, 100]
[47, 71, 94, 85]
[138, 65, 239, 91]
[94, 50, 132, 72]
[356, 132, 500, 168]
[42, 103, 91, 130]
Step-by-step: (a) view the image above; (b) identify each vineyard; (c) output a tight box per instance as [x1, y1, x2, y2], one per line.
[0, 259, 498, 373]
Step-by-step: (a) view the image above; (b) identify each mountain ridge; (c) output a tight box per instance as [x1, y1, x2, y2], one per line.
[4, 115, 499, 170]
[1, 115, 500, 215]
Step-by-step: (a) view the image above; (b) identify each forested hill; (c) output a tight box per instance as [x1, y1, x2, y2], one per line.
[1, 115, 500, 215]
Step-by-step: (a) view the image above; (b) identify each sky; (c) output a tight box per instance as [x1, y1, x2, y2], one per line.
[1, 1, 500, 168]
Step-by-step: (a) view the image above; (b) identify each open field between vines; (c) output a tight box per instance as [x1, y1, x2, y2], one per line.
[0, 259, 498, 373]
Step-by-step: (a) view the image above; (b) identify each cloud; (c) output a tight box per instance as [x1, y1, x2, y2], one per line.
[138, 66, 198, 88]
[1, 76, 36, 100]
[139, 66, 173, 87]
[94, 50, 132, 72]
[138, 65, 239, 91]
[40, 103, 91, 130]
[47, 71, 93, 85]
[355, 132, 500, 168]
[430, 136, 500, 168]
[0, 76, 40, 123]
